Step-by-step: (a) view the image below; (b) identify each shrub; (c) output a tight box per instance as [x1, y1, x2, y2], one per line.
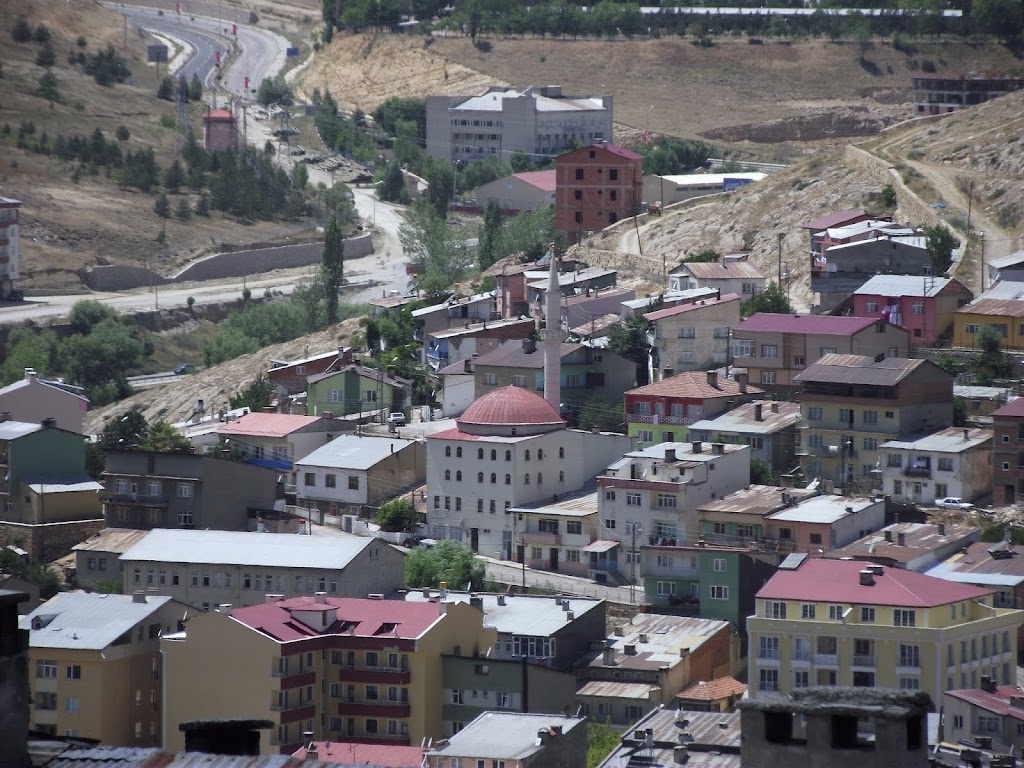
[115, 125, 130, 141]
[33, 24, 51, 44]
[35, 44, 55, 67]
[11, 17, 31, 43]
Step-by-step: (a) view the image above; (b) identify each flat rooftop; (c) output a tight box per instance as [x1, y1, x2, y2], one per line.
[404, 590, 602, 636]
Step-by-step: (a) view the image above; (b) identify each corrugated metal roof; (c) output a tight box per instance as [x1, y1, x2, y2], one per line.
[853, 274, 955, 298]
[625, 371, 762, 400]
[987, 251, 1024, 270]
[215, 412, 325, 438]
[959, 297, 1024, 318]
[526, 267, 617, 290]
[801, 208, 868, 230]
[405, 591, 602, 636]
[20, 593, 175, 650]
[643, 293, 740, 321]
[699, 485, 816, 518]
[793, 354, 929, 386]
[427, 712, 586, 760]
[512, 170, 557, 192]
[471, 342, 581, 370]
[430, 317, 535, 340]
[829, 522, 980, 564]
[582, 614, 731, 671]
[689, 400, 800, 436]
[576, 680, 659, 699]
[880, 426, 992, 453]
[767, 494, 880, 524]
[24, 476, 103, 494]
[0, 420, 43, 440]
[675, 262, 765, 280]
[929, 540, 1024, 580]
[119, 529, 371, 569]
[295, 435, 418, 471]
[508, 488, 599, 517]
[735, 312, 880, 335]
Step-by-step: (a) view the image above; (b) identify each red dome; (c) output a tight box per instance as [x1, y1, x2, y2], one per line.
[458, 386, 564, 433]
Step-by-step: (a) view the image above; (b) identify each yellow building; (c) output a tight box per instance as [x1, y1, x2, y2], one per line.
[748, 557, 1024, 706]
[162, 594, 495, 755]
[20, 592, 188, 745]
[953, 298, 1024, 351]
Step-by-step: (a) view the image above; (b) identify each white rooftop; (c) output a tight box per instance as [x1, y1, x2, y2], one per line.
[767, 494, 879, 524]
[411, 291, 495, 318]
[825, 234, 926, 253]
[404, 591, 602, 636]
[988, 251, 1024, 270]
[20, 593, 175, 650]
[452, 88, 606, 113]
[622, 288, 718, 309]
[0, 421, 44, 440]
[526, 267, 617, 290]
[428, 712, 586, 760]
[119, 529, 374, 569]
[880, 427, 992, 454]
[853, 274, 954, 298]
[295, 435, 419, 471]
[661, 172, 766, 186]
[824, 220, 913, 240]
[584, 613, 730, 671]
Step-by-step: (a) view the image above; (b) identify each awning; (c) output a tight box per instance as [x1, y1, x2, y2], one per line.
[582, 540, 620, 553]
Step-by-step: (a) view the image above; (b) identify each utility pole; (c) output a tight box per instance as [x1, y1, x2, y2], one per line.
[980, 231, 987, 294]
[777, 232, 784, 288]
[966, 180, 974, 235]
[628, 521, 641, 605]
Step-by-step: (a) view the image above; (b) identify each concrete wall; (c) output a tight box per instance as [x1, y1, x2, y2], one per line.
[83, 235, 373, 292]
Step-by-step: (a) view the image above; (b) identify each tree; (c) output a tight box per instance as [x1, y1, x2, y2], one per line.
[741, 282, 791, 317]
[974, 324, 1010, 383]
[924, 225, 959, 275]
[399, 204, 466, 300]
[477, 199, 502, 269]
[33, 24, 51, 44]
[404, 540, 485, 590]
[953, 396, 968, 427]
[153, 193, 171, 218]
[229, 374, 276, 412]
[322, 219, 345, 325]
[574, 395, 623, 432]
[99, 407, 149, 450]
[376, 497, 419, 532]
[608, 313, 651, 386]
[509, 151, 532, 173]
[588, 723, 623, 768]
[683, 249, 719, 263]
[175, 198, 192, 220]
[157, 76, 174, 101]
[68, 300, 117, 335]
[971, 0, 1023, 38]
[37, 71, 60, 102]
[12, 17, 32, 43]
[0, 328, 58, 385]
[115, 125, 130, 141]
[378, 161, 406, 203]
[256, 76, 293, 106]
[851, 17, 872, 61]
[164, 159, 185, 191]
[60, 318, 143, 402]
[194, 193, 210, 217]
[188, 72, 203, 101]
[35, 44, 55, 68]
[750, 458, 778, 486]
[423, 158, 455, 219]
[292, 163, 308, 190]
[882, 184, 897, 208]
[371, 97, 427, 144]
[142, 421, 191, 452]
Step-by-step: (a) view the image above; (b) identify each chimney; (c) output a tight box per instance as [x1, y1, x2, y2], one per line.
[217, 604, 232, 617]
[566, 611, 574, 620]
[614, 625, 625, 637]
[859, 570, 875, 586]
[771, 402, 779, 413]
[315, 592, 327, 604]
[624, 644, 637, 656]
[706, 370, 718, 389]
[24, 368, 37, 382]
[897, 532, 906, 546]
[674, 746, 690, 764]
[464, 358, 472, 373]
[663, 367, 674, 379]
[884, 530, 892, 542]
[422, 587, 431, 598]
[0, 591, 29, 766]
[692, 441, 702, 454]
[522, 338, 536, 354]
[964, 428, 970, 441]
[754, 403, 763, 421]
[41, 417, 56, 428]
[470, 596, 484, 611]
[665, 448, 677, 463]
[603, 648, 616, 666]
[981, 675, 998, 693]
[498, 594, 506, 606]
[736, 370, 748, 394]
[132, 591, 147, 604]
[639, 633, 649, 643]
[0, 412, 9, 423]
[939, 523, 946, 535]
[322, 412, 334, 420]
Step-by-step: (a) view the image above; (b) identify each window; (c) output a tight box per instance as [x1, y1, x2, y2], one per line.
[324, 474, 336, 488]
[483, 373, 498, 385]
[604, 518, 616, 529]
[894, 609, 916, 627]
[656, 555, 674, 568]
[793, 670, 810, 689]
[348, 476, 359, 490]
[732, 339, 754, 357]
[511, 375, 528, 387]
[710, 585, 729, 600]
[567, 520, 582, 535]
[760, 371, 776, 385]
[713, 558, 727, 572]
[656, 581, 676, 596]
[964, 323, 979, 334]
[911, 302, 925, 315]
[808, 406, 823, 421]
[364, 390, 377, 402]
[609, 169, 618, 181]
[839, 408, 853, 423]
[64, 697, 80, 712]
[304, 472, 315, 487]
[177, 483, 192, 498]
[938, 457, 954, 472]
[566, 550, 580, 562]
[765, 601, 787, 619]
[758, 668, 779, 692]
[828, 604, 844, 621]
[861, 607, 875, 623]
[809, 533, 822, 545]
[863, 410, 878, 424]
[66, 665, 81, 679]
[573, 189, 582, 200]
[657, 494, 677, 508]
[865, 301, 879, 312]
[761, 344, 778, 359]
[36, 660, 57, 679]
[575, 168, 584, 180]
[801, 603, 816, 619]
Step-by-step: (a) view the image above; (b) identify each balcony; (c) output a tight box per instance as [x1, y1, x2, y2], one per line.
[626, 413, 697, 427]
[897, 658, 921, 670]
[814, 653, 839, 666]
[523, 531, 559, 546]
[758, 649, 781, 661]
[102, 492, 169, 507]
[851, 655, 875, 667]
[342, 667, 411, 685]
[904, 465, 931, 478]
[792, 650, 810, 662]
[338, 700, 411, 718]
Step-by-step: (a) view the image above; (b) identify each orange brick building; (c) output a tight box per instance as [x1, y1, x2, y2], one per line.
[555, 142, 643, 246]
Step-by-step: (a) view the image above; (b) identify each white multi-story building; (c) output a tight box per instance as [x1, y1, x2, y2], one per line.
[426, 86, 612, 163]
[0, 197, 21, 298]
[879, 426, 993, 505]
[425, 386, 634, 558]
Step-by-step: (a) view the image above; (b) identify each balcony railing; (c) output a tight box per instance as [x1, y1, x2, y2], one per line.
[103, 492, 169, 505]
[904, 466, 931, 478]
[897, 658, 921, 669]
[814, 653, 839, 666]
[626, 413, 697, 426]
[758, 649, 781, 660]
[523, 531, 559, 546]
[792, 650, 810, 662]
[851, 655, 875, 667]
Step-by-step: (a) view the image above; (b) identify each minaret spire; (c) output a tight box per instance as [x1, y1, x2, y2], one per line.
[542, 243, 561, 412]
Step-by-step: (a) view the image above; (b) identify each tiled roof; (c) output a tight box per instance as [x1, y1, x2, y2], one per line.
[512, 170, 557, 192]
[756, 558, 992, 607]
[945, 686, 1024, 721]
[793, 354, 931, 386]
[993, 398, 1024, 418]
[735, 313, 881, 335]
[677, 676, 748, 702]
[230, 596, 447, 642]
[676, 262, 765, 280]
[644, 294, 740, 321]
[626, 371, 763, 400]
[293, 742, 427, 766]
[215, 412, 324, 438]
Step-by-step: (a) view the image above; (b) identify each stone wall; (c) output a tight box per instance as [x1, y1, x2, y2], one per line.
[0, 519, 105, 564]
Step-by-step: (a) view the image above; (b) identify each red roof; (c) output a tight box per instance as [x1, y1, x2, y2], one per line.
[644, 294, 740, 321]
[735, 313, 881, 335]
[945, 686, 1024, 721]
[677, 676, 748, 702]
[458, 386, 564, 429]
[559, 142, 644, 162]
[216, 412, 324, 438]
[513, 170, 557, 192]
[756, 558, 992, 607]
[293, 741, 427, 766]
[801, 209, 868, 231]
[626, 371, 763, 401]
[231, 596, 444, 642]
[204, 109, 235, 121]
[992, 398, 1024, 418]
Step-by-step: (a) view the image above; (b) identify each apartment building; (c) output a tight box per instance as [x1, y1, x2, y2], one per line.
[878, 427, 993, 505]
[0, 368, 88, 434]
[162, 596, 495, 754]
[306, 365, 411, 419]
[555, 142, 643, 245]
[646, 294, 741, 379]
[426, 85, 612, 162]
[943, 677, 1024, 754]
[576, 614, 739, 724]
[21, 592, 187, 745]
[424, 712, 586, 768]
[689, 400, 801, 476]
[732, 313, 909, 390]
[845, 275, 973, 346]
[473, 170, 557, 213]
[801, 208, 871, 257]
[72, 528, 148, 589]
[118, 529, 404, 610]
[596, 708, 740, 768]
[747, 556, 1023, 705]
[597, 441, 751, 579]
[793, 354, 954, 490]
[991, 398, 1024, 505]
[215, 412, 355, 469]
[624, 370, 763, 447]
[828, 521, 981, 572]
[267, 347, 354, 395]
[953, 297, 1024, 351]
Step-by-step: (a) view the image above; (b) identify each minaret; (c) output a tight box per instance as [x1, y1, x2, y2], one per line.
[542, 244, 561, 411]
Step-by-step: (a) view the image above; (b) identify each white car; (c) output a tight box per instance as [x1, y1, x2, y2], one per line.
[386, 412, 406, 427]
[936, 497, 974, 511]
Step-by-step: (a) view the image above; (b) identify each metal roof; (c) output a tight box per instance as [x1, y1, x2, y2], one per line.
[644, 293, 741, 321]
[793, 354, 930, 386]
[987, 251, 1024, 270]
[699, 485, 817, 518]
[508, 488, 599, 517]
[689, 400, 800, 436]
[576, 680, 659, 699]
[927, 539, 1024, 582]
[411, 291, 495, 318]
[955, 385, 1010, 399]
[526, 267, 618, 290]
[0, 420, 43, 440]
[119, 529, 373, 569]
[625, 371, 762, 400]
[215, 413, 325, 438]
[958, 297, 1024, 318]
[295, 435, 419, 471]
[661, 172, 766, 186]
[20, 593, 175, 650]
[828, 522, 980, 564]
[582, 614, 731, 671]
[766, 494, 880, 524]
[801, 209, 868, 230]
[404, 590, 602, 636]
[853, 274, 956, 298]
[428, 712, 586, 760]
[429, 317, 535, 341]
[674, 262, 766, 280]
[735, 312, 880, 335]
[594, 706, 741, 768]
[72, 528, 149, 554]
[23, 475, 103, 494]
[879, 426, 992, 453]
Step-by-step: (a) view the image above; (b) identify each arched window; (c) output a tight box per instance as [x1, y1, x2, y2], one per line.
[456, 447, 463, 458]
[444, 469, 451, 480]
[559, 471, 565, 483]
[456, 471, 462, 482]
[537, 473, 543, 485]
[524, 450, 531, 461]
[477, 472, 484, 483]
[490, 473, 497, 484]
[524, 474, 531, 485]
[491, 449, 497, 461]
[478, 448, 484, 460]
[445, 446, 451, 457]
[537, 449, 544, 460]
[505, 474, 511, 485]
[559, 447, 565, 459]
[505, 450, 512, 461]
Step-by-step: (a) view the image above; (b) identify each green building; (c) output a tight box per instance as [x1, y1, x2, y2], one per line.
[306, 364, 411, 418]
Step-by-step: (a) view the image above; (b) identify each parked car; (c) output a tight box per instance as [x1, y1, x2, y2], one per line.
[936, 497, 974, 511]
[173, 363, 190, 375]
[387, 412, 406, 427]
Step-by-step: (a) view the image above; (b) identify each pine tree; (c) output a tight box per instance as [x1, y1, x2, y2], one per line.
[175, 198, 192, 220]
[153, 193, 171, 219]
[478, 198, 502, 269]
[163, 159, 185, 191]
[193, 194, 210, 217]
[322, 219, 344, 325]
